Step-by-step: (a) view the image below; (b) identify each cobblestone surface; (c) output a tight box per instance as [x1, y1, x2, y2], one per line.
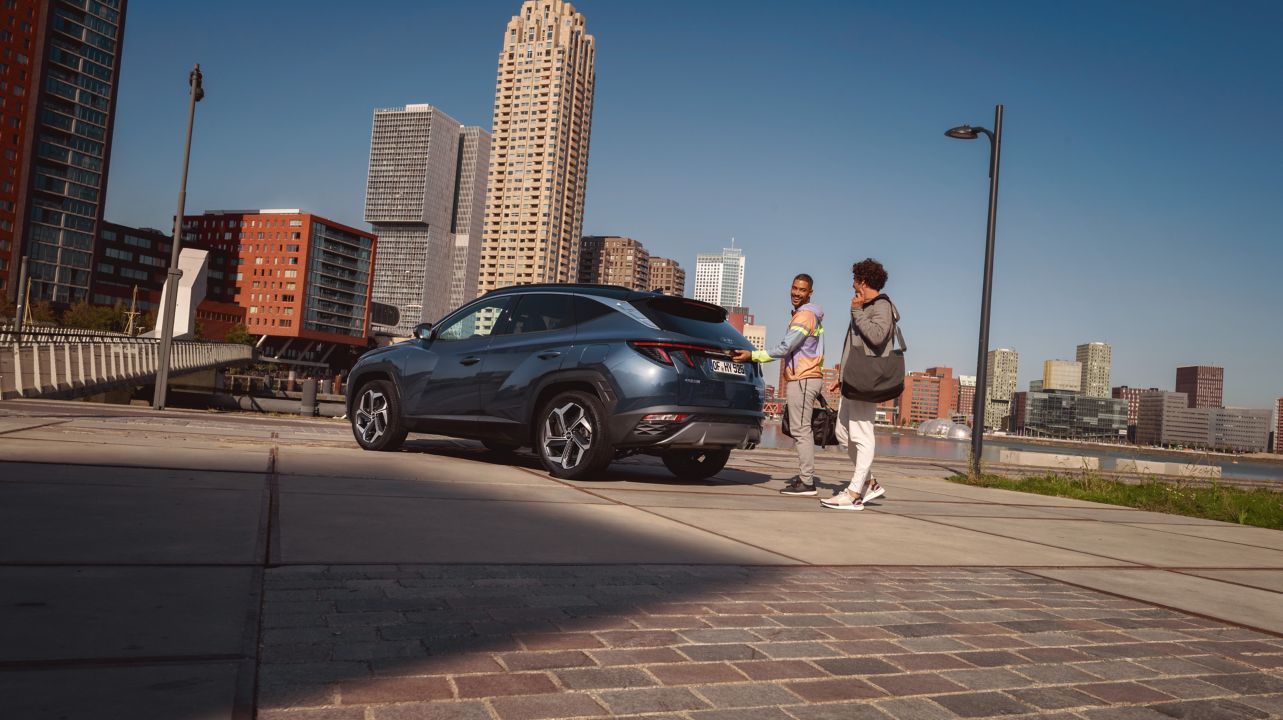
[258, 565, 1283, 719]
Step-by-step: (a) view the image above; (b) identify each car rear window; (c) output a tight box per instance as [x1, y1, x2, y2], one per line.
[630, 296, 749, 346]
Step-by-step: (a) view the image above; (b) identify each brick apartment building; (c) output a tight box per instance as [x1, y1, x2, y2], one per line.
[899, 366, 958, 426]
[1175, 365, 1223, 408]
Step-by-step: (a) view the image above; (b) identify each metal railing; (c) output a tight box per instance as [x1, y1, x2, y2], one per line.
[1, 327, 254, 400]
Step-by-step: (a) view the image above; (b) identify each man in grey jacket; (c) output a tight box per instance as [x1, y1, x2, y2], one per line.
[821, 259, 894, 511]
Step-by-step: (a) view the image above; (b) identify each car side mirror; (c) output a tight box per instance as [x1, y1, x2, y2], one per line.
[413, 322, 434, 341]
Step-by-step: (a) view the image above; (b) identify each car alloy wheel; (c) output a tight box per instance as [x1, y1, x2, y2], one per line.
[542, 400, 594, 470]
[355, 387, 390, 444]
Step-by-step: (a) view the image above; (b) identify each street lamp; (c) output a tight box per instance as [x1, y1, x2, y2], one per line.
[153, 64, 205, 410]
[946, 104, 1003, 478]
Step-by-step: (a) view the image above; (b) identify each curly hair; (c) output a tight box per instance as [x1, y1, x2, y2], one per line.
[852, 258, 888, 291]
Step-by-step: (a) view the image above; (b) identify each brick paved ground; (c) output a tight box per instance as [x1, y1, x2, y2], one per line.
[258, 566, 1283, 719]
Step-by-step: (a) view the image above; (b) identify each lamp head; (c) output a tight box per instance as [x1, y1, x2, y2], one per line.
[945, 125, 979, 140]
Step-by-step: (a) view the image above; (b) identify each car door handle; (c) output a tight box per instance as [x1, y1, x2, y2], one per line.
[537, 351, 561, 360]
[460, 356, 481, 366]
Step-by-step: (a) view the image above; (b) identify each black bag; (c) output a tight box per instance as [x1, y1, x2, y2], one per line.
[841, 295, 907, 403]
[782, 392, 838, 447]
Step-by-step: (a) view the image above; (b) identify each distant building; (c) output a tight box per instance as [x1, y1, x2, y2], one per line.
[5, 0, 129, 304]
[183, 210, 375, 362]
[984, 348, 1019, 430]
[1076, 342, 1112, 397]
[1030, 380, 1044, 393]
[900, 366, 957, 427]
[693, 245, 745, 309]
[1175, 365, 1224, 408]
[578, 236, 650, 290]
[1137, 390, 1269, 452]
[726, 309, 753, 334]
[1023, 391, 1128, 440]
[647, 256, 685, 296]
[1112, 385, 1161, 431]
[742, 323, 767, 352]
[1275, 398, 1283, 454]
[1042, 359, 1082, 393]
[821, 366, 841, 409]
[956, 374, 976, 421]
[1010, 391, 1028, 434]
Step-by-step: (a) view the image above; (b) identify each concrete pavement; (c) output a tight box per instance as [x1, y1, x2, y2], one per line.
[1, 398, 1281, 719]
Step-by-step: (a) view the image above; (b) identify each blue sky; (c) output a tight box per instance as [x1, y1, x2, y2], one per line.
[105, 1, 1283, 407]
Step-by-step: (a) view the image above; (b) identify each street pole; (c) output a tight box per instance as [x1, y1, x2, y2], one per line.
[968, 104, 1003, 477]
[153, 64, 204, 411]
[13, 256, 28, 343]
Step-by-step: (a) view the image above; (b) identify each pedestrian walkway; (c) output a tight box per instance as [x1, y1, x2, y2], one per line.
[1, 399, 1280, 719]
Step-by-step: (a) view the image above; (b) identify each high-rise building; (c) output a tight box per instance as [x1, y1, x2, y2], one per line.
[1136, 390, 1269, 452]
[364, 104, 489, 335]
[1112, 385, 1161, 429]
[726, 308, 753, 334]
[693, 246, 745, 309]
[477, 0, 596, 293]
[1042, 359, 1082, 392]
[577, 235, 649, 290]
[1175, 365, 1224, 409]
[4, 0, 128, 304]
[956, 374, 976, 419]
[900, 366, 958, 426]
[1076, 342, 1112, 397]
[448, 126, 490, 312]
[984, 348, 1019, 430]
[647, 256, 684, 296]
[742, 323, 766, 352]
[182, 210, 375, 354]
[1275, 398, 1283, 454]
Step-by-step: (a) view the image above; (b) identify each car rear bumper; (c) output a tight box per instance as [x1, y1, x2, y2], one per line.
[611, 408, 762, 450]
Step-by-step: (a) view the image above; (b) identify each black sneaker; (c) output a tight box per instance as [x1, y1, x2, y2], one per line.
[780, 479, 817, 496]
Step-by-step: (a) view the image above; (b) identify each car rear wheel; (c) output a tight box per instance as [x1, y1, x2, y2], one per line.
[662, 448, 731, 480]
[351, 379, 408, 451]
[536, 390, 612, 479]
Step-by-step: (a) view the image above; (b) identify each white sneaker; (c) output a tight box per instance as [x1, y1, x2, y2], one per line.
[820, 489, 865, 511]
[862, 478, 885, 503]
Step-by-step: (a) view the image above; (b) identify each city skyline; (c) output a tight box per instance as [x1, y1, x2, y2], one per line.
[99, 1, 1281, 405]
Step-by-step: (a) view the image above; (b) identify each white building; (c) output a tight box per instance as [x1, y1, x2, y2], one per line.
[1076, 341, 1112, 398]
[985, 348, 1019, 430]
[1043, 359, 1082, 392]
[693, 245, 745, 309]
[742, 323, 767, 351]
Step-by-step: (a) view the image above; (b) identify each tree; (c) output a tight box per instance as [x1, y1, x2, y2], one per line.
[139, 310, 157, 335]
[61, 300, 115, 330]
[29, 300, 56, 323]
[0, 293, 14, 321]
[224, 323, 254, 345]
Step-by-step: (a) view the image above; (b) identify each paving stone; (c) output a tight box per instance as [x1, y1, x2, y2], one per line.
[1141, 677, 1236, 700]
[734, 660, 827, 681]
[1198, 673, 1283, 695]
[257, 682, 336, 710]
[596, 686, 710, 714]
[453, 672, 557, 698]
[260, 709, 365, 720]
[369, 701, 494, 720]
[1014, 663, 1105, 685]
[678, 643, 764, 661]
[555, 666, 657, 690]
[754, 641, 844, 659]
[490, 692, 609, 720]
[787, 703, 894, 720]
[929, 691, 1033, 717]
[590, 647, 687, 666]
[1078, 682, 1174, 704]
[647, 662, 747, 685]
[813, 657, 901, 676]
[596, 630, 684, 648]
[1144, 699, 1270, 719]
[784, 677, 887, 702]
[679, 628, 762, 644]
[338, 675, 453, 704]
[752, 628, 833, 642]
[940, 668, 1030, 690]
[370, 653, 503, 676]
[869, 672, 968, 696]
[691, 708, 796, 720]
[500, 649, 596, 670]
[953, 650, 1028, 667]
[1008, 686, 1103, 710]
[694, 682, 802, 708]
[1237, 695, 1283, 716]
[875, 696, 968, 720]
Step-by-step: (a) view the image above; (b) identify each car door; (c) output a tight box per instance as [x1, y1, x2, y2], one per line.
[476, 291, 575, 426]
[400, 295, 512, 420]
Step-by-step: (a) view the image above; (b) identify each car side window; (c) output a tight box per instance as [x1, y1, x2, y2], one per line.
[572, 295, 614, 324]
[508, 293, 573, 335]
[435, 297, 510, 342]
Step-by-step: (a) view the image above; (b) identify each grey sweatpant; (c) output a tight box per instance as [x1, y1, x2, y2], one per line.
[785, 378, 822, 483]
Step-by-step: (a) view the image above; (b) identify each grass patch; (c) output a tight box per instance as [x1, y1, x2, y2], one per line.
[949, 473, 1283, 530]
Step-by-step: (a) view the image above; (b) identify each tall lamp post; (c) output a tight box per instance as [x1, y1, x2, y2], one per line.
[153, 64, 204, 411]
[946, 104, 1003, 478]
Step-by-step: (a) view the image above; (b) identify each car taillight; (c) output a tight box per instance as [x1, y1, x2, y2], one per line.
[629, 341, 720, 367]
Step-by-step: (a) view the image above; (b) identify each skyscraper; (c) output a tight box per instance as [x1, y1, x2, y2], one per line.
[477, 0, 596, 293]
[4, 0, 128, 304]
[957, 374, 976, 419]
[984, 348, 1019, 430]
[1076, 341, 1112, 397]
[1042, 359, 1082, 392]
[1175, 365, 1224, 409]
[448, 126, 490, 312]
[647, 256, 685, 295]
[364, 104, 489, 334]
[693, 245, 744, 309]
[577, 235, 649, 290]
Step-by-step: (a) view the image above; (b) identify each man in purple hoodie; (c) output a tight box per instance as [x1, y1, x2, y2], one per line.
[732, 274, 825, 496]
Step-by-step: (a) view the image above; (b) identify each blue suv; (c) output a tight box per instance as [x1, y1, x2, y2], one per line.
[345, 284, 765, 480]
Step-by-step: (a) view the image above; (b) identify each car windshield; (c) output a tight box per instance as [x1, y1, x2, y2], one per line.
[630, 296, 748, 346]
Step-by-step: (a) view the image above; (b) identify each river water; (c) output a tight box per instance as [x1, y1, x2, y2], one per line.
[759, 421, 1283, 484]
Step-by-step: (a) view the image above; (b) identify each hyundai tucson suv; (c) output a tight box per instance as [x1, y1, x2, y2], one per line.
[345, 284, 765, 480]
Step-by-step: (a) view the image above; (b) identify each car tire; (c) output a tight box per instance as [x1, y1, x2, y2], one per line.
[482, 439, 520, 455]
[662, 448, 732, 480]
[536, 390, 612, 479]
[351, 379, 408, 452]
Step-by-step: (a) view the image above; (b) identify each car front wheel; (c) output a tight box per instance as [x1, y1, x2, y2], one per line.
[662, 448, 731, 480]
[536, 390, 612, 479]
[351, 379, 408, 451]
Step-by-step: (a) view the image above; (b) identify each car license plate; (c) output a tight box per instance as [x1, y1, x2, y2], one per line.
[710, 359, 747, 377]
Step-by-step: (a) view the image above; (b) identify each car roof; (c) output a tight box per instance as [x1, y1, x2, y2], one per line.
[481, 283, 659, 301]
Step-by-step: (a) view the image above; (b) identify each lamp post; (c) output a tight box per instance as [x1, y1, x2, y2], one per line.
[946, 104, 1003, 478]
[153, 64, 204, 410]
